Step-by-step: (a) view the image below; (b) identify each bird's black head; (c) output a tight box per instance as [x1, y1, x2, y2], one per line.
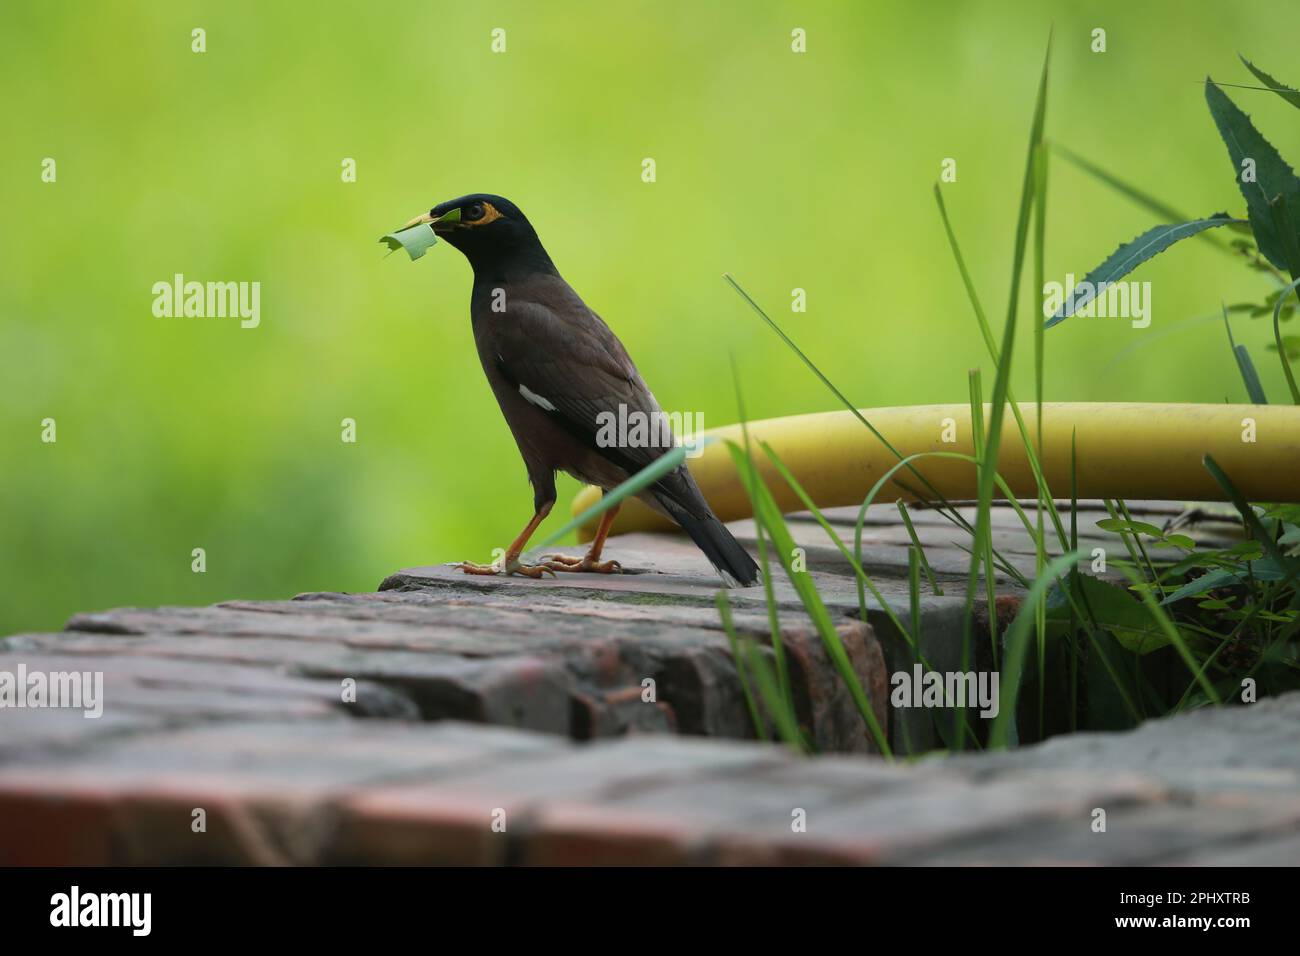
[396, 194, 556, 278]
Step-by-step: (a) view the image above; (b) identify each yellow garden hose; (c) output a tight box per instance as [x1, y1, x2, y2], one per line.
[573, 403, 1300, 541]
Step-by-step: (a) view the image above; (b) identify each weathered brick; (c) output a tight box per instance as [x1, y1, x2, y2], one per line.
[327, 735, 783, 865]
[911, 796, 1300, 865]
[0, 720, 563, 865]
[0, 500, 1290, 867]
[711, 770, 1167, 865]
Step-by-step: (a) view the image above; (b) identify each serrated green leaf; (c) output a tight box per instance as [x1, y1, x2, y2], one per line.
[1161, 557, 1290, 605]
[1045, 214, 1238, 328]
[1240, 56, 1300, 112]
[1205, 78, 1300, 271]
[1161, 568, 1239, 604]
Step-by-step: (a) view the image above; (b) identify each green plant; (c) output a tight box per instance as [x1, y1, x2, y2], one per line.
[1049, 55, 1300, 404]
[711, 40, 1300, 756]
[564, 41, 1300, 758]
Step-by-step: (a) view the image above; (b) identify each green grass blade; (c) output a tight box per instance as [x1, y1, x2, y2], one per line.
[897, 501, 942, 595]
[723, 274, 908, 459]
[725, 441, 892, 757]
[968, 369, 999, 670]
[1117, 565, 1222, 707]
[724, 271, 1040, 583]
[989, 549, 1086, 749]
[756, 442, 989, 750]
[1115, 498, 1164, 596]
[1068, 429, 1080, 731]
[742, 638, 806, 752]
[933, 185, 1071, 554]
[852, 451, 1041, 590]
[1271, 277, 1300, 403]
[1223, 302, 1270, 404]
[963, 32, 1052, 728]
[1233, 345, 1269, 405]
[1033, 140, 1049, 739]
[716, 592, 770, 742]
[758, 441, 918, 653]
[1264, 191, 1300, 390]
[968, 369, 986, 459]
[908, 545, 922, 649]
[1051, 142, 1210, 230]
[1204, 455, 1300, 584]
[730, 359, 797, 717]
[1052, 139, 1287, 283]
[1103, 498, 1153, 589]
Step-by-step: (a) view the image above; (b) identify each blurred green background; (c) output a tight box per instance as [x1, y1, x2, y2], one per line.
[3, 1, 1297, 634]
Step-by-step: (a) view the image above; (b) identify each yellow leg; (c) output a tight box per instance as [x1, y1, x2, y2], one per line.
[543, 503, 623, 574]
[457, 502, 557, 578]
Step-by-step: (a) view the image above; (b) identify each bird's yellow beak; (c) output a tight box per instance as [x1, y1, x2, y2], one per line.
[400, 207, 462, 233]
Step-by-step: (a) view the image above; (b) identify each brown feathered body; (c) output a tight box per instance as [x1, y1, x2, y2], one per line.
[434, 193, 758, 586]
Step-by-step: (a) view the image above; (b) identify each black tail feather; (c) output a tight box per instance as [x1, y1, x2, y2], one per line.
[655, 494, 760, 587]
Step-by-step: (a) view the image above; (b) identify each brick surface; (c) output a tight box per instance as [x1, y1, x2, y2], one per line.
[911, 797, 1300, 865]
[1174, 832, 1300, 866]
[942, 691, 1300, 792]
[0, 720, 562, 865]
[13, 580, 891, 752]
[0, 695, 1296, 864]
[0, 502, 1290, 866]
[5, 632, 570, 731]
[0, 651, 414, 762]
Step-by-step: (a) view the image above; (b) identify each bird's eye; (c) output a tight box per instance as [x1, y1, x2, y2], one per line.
[464, 202, 485, 222]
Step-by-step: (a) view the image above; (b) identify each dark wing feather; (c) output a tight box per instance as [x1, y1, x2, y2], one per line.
[488, 289, 707, 515]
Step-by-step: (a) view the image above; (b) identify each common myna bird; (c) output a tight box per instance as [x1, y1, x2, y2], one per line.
[394, 194, 759, 587]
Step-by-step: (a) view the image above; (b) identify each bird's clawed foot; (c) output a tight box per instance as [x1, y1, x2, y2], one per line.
[541, 554, 623, 574]
[454, 558, 556, 579]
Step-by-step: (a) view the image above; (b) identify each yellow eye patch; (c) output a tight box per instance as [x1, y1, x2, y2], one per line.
[465, 202, 504, 227]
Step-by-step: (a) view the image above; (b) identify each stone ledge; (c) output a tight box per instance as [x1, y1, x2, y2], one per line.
[0, 700, 1295, 865]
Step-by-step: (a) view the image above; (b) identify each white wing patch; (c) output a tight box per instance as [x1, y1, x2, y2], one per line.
[518, 383, 556, 411]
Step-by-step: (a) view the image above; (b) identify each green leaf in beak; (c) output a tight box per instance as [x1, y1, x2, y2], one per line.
[379, 224, 439, 261]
